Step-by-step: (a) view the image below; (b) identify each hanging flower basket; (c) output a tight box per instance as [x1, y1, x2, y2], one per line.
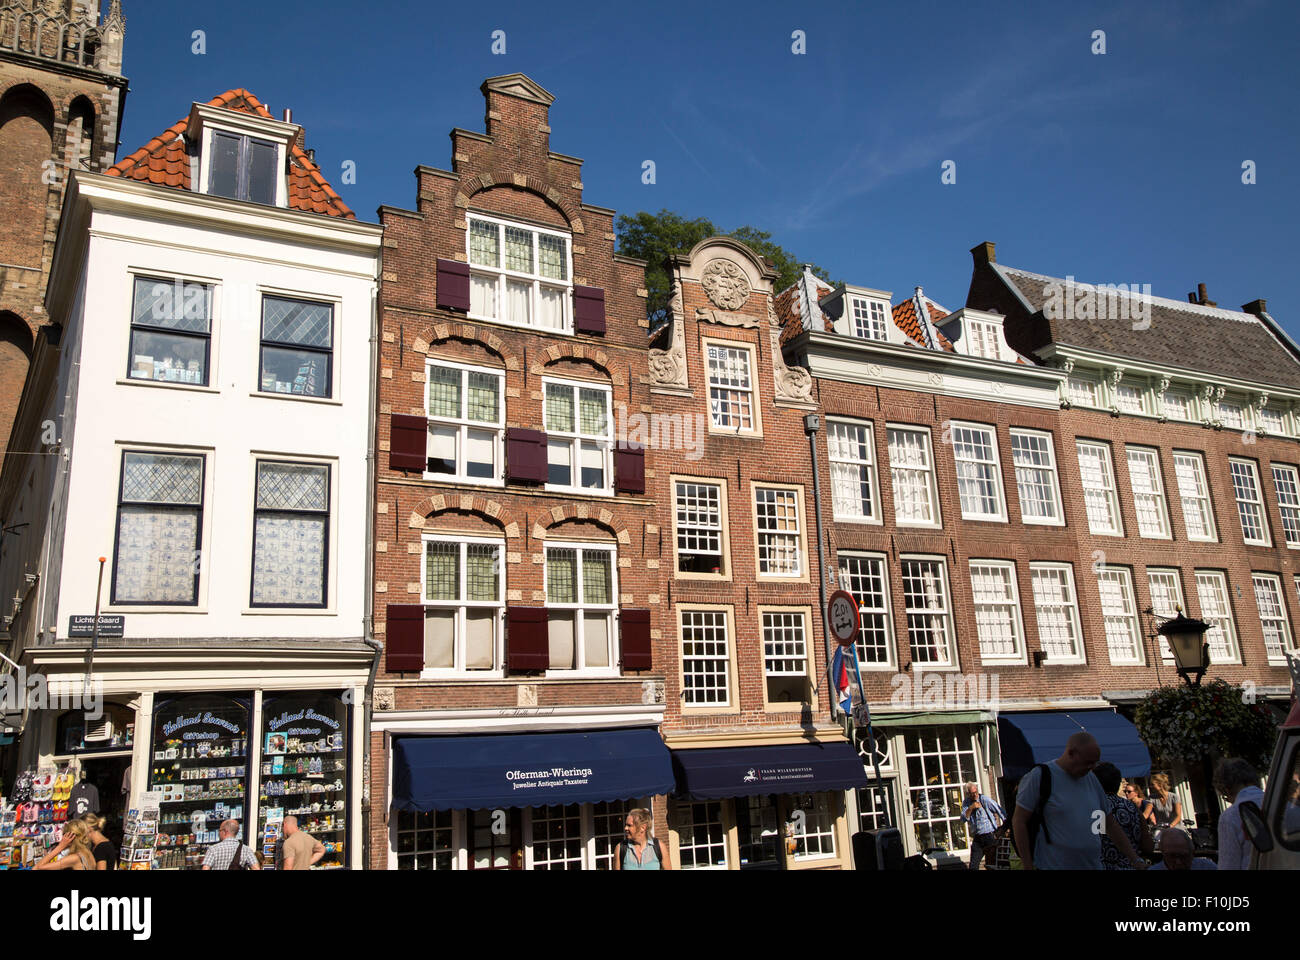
[1134, 679, 1277, 769]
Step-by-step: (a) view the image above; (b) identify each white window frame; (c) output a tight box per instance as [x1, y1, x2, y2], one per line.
[1076, 440, 1124, 536]
[704, 340, 760, 436]
[1029, 563, 1086, 665]
[887, 425, 941, 528]
[1194, 570, 1241, 665]
[968, 560, 1026, 664]
[465, 212, 573, 333]
[424, 359, 504, 486]
[1067, 374, 1099, 408]
[899, 556, 956, 668]
[753, 483, 805, 580]
[1252, 573, 1296, 666]
[1162, 389, 1194, 422]
[1115, 380, 1147, 415]
[967, 319, 1002, 360]
[1009, 428, 1063, 526]
[673, 800, 729, 870]
[542, 377, 613, 496]
[827, 419, 880, 523]
[850, 296, 889, 342]
[760, 607, 813, 712]
[543, 541, 619, 677]
[673, 477, 729, 579]
[1272, 464, 1300, 549]
[1173, 451, 1218, 543]
[950, 421, 1007, 522]
[1218, 398, 1246, 431]
[837, 552, 895, 671]
[1096, 566, 1144, 666]
[1229, 458, 1271, 546]
[419, 534, 506, 677]
[1261, 406, 1288, 436]
[679, 605, 736, 712]
[1126, 446, 1171, 540]
[1146, 568, 1185, 663]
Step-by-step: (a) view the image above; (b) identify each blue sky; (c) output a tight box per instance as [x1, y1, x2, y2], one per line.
[116, 0, 1300, 332]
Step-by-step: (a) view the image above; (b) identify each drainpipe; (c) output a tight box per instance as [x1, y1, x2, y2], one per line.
[803, 413, 835, 724]
[361, 275, 382, 870]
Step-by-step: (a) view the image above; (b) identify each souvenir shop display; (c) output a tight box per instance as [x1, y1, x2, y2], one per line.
[0, 765, 74, 868]
[259, 692, 349, 869]
[149, 693, 251, 870]
[119, 806, 159, 870]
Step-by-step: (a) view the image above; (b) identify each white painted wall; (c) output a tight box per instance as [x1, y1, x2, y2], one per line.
[48, 177, 380, 642]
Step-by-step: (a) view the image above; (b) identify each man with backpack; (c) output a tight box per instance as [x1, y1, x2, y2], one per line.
[961, 782, 1008, 870]
[1011, 732, 1147, 870]
[200, 819, 260, 870]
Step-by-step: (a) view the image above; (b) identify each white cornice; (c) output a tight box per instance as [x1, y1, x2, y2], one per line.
[1039, 343, 1300, 401]
[799, 329, 1064, 409]
[187, 102, 299, 146]
[372, 703, 665, 734]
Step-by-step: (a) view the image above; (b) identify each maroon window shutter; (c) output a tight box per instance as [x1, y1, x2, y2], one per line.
[620, 609, 652, 671]
[507, 605, 549, 671]
[436, 259, 471, 312]
[573, 285, 606, 335]
[614, 444, 645, 494]
[386, 604, 425, 673]
[390, 414, 428, 471]
[505, 427, 547, 484]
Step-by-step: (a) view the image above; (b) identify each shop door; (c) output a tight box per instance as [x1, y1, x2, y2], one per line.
[898, 725, 980, 859]
[735, 794, 783, 870]
[469, 808, 523, 869]
[80, 756, 132, 849]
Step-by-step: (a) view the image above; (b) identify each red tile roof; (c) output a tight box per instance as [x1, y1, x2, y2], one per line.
[107, 89, 355, 220]
[892, 297, 954, 351]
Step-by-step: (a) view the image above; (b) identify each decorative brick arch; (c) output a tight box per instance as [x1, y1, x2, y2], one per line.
[454, 172, 585, 235]
[535, 503, 631, 546]
[408, 495, 522, 541]
[412, 319, 519, 371]
[540, 343, 613, 380]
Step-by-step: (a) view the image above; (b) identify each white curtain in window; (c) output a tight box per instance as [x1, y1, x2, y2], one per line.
[506, 279, 531, 325]
[471, 275, 497, 318]
[424, 610, 455, 668]
[538, 287, 564, 329]
[584, 614, 610, 667]
[465, 610, 496, 669]
[548, 613, 576, 669]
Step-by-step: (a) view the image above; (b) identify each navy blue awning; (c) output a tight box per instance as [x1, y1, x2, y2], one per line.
[672, 741, 868, 800]
[998, 710, 1151, 779]
[392, 727, 675, 812]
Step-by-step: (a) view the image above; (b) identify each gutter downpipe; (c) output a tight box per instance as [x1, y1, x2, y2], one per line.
[361, 274, 383, 870]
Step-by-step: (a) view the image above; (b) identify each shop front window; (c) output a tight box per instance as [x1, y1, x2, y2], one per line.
[902, 726, 979, 855]
[676, 800, 727, 869]
[529, 804, 584, 870]
[791, 793, 837, 861]
[395, 810, 454, 870]
[471, 808, 522, 870]
[149, 693, 250, 870]
[259, 691, 349, 869]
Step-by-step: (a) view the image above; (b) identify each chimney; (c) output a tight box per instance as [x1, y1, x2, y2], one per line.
[970, 241, 996, 267]
[1188, 283, 1217, 308]
[283, 108, 292, 124]
[1242, 299, 1267, 317]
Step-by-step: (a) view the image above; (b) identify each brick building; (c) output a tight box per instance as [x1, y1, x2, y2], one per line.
[644, 240, 865, 870]
[0, 0, 126, 472]
[369, 74, 671, 871]
[775, 241, 1299, 863]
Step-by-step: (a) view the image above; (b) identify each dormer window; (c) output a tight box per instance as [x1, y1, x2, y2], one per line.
[187, 101, 296, 209]
[850, 296, 889, 341]
[967, 320, 1002, 360]
[209, 131, 278, 204]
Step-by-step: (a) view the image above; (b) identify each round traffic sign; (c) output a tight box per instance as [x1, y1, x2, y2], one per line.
[828, 590, 860, 646]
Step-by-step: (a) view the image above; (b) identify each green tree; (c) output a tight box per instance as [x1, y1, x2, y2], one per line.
[614, 208, 833, 325]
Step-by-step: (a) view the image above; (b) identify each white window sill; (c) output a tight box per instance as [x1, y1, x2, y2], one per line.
[544, 484, 614, 497]
[1243, 540, 1273, 548]
[117, 377, 218, 394]
[707, 426, 762, 439]
[544, 669, 621, 680]
[1137, 532, 1173, 540]
[831, 514, 882, 526]
[859, 662, 897, 672]
[1088, 529, 1126, 538]
[1041, 657, 1087, 667]
[1021, 517, 1065, 527]
[1108, 658, 1145, 667]
[251, 391, 342, 406]
[466, 311, 572, 337]
[242, 607, 336, 616]
[418, 671, 507, 681]
[102, 605, 206, 614]
[422, 473, 505, 488]
[894, 520, 943, 530]
[1186, 536, 1219, 544]
[908, 662, 961, 672]
[958, 515, 1008, 524]
[980, 655, 1028, 667]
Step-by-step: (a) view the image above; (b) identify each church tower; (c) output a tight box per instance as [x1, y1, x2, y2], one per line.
[0, 0, 126, 469]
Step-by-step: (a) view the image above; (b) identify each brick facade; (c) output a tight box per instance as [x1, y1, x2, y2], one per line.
[369, 74, 663, 869]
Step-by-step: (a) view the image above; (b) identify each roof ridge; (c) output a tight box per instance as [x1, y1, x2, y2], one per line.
[998, 264, 1259, 324]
